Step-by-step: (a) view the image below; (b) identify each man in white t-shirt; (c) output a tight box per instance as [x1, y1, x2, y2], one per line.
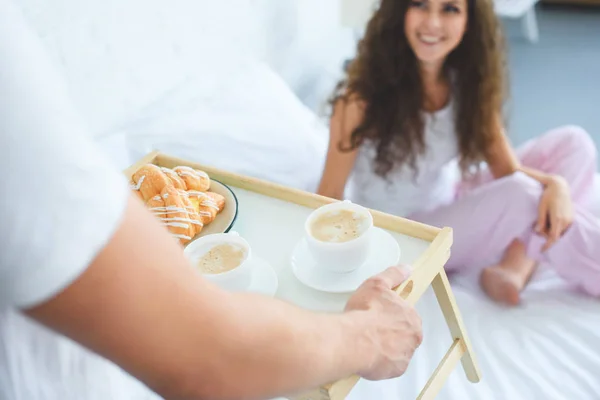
[0, 1, 422, 399]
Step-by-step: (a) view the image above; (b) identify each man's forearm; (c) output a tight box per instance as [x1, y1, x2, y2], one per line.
[193, 293, 372, 400]
[25, 197, 374, 400]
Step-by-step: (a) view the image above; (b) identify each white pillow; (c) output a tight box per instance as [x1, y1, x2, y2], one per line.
[116, 59, 329, 192]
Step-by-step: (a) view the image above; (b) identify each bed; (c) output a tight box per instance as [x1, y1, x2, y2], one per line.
[3, 1, 600, 399]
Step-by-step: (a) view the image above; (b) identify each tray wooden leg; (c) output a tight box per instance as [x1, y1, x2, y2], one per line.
[431, 269, 481, 383]
[416, 338, 466, 400]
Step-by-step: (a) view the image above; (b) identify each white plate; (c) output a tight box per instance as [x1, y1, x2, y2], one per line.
[290, 228, 401, 294]
[192, 179, 238, 239]
[247, 256, 279, 297]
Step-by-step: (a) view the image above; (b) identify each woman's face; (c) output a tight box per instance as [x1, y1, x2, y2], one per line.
[404, 0, 468, 71]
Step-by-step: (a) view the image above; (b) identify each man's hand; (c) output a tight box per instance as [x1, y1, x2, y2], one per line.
[345, 265, 423, 381]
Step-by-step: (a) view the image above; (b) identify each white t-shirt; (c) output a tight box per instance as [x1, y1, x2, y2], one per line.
[0, 0, 129, 309]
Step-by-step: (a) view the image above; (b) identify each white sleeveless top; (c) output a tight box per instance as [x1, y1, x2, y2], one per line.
[345, 99, 461, 218]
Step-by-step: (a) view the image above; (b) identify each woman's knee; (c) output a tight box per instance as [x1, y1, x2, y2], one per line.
[496, 172, 543, 214]
[554, 125, 597, 163]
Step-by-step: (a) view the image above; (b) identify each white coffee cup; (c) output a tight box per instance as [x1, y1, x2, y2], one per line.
[184, 232, 254, 291]
[304, 200, 374, 273]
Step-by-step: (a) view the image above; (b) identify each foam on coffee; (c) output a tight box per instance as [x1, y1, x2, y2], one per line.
[310, 209, 368, 243]
[196, 243, 246, 274]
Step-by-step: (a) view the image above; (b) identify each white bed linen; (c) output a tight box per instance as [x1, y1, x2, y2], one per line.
[350, 269, 600, 400]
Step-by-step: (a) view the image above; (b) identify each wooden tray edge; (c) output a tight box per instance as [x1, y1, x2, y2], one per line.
[150, 152, 441, 242]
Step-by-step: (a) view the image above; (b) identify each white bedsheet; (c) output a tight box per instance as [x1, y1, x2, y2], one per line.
[350, 267, 600, 400]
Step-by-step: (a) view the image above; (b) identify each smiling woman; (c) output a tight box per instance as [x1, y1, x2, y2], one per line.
[317, 0, 600, 306]
[329, 0, 506, 179]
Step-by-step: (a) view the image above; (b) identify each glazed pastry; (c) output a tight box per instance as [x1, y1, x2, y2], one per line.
[174, 166, 211, 192]
[146, 194, 166, 219]
[129, 180, 145, 202]
[146, 194, 173, 240]
[131, 163, 226, 243]
[162, 186, 203, 244]
[132, 164, 171, 202]
[187, 190, 225, 224]
[146, 190, 203, 244]
[205, 192, 226, 212]
[186, 191, 216, 224]
[177, 190, 204, 236]
[161, 167, 187, 190]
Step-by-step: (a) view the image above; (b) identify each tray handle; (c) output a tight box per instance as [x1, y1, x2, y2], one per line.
[394, 227, 452, 304]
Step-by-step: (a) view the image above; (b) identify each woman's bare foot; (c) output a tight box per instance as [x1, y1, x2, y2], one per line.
[480, 267, 523, 305]
[480, 239, 537, 306]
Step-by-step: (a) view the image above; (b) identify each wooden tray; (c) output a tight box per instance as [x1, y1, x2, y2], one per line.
[125, 151, 482, 400]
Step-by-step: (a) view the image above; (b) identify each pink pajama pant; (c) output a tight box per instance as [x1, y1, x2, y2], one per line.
[409, 126, 600, 296]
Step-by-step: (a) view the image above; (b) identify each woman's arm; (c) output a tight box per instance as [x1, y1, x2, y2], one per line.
[485, 115, 573, 247]
[316, 98, 365, 199]
[485, 116, 553, 184]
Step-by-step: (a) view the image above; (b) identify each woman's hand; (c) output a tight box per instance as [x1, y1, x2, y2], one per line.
[536, 175, 574, 251]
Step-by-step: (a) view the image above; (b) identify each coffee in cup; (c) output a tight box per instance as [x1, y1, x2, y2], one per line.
[196, 242, 247, 274]
[304, 200, 374, 273]
[309, 209, 370, 243]
[184, 232, 254, 291]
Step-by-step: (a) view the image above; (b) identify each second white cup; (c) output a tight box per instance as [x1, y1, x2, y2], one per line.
[184, 232, 254, 291]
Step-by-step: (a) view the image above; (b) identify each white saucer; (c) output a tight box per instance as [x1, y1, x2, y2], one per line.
[290, 228, 401, 294]
[247, 256, 279, 297]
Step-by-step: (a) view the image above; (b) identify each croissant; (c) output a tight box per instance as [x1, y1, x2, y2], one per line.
[174, 166, 211, 192]
[146, 194, 166, 222]
[187, 190, 225, 224]
[146, 193, 184, 242]
[132, 163, 226, 245]
[161, 167, 187, 190]
[145, 187, 200, 245]
[205, 192, 225, 211]
[132, 164, 171, 202]
[177, 190, 204, 236]
[130, 182, 145, 202]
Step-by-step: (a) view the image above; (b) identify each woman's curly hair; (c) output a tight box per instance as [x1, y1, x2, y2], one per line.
[330, 0, 508, 178]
